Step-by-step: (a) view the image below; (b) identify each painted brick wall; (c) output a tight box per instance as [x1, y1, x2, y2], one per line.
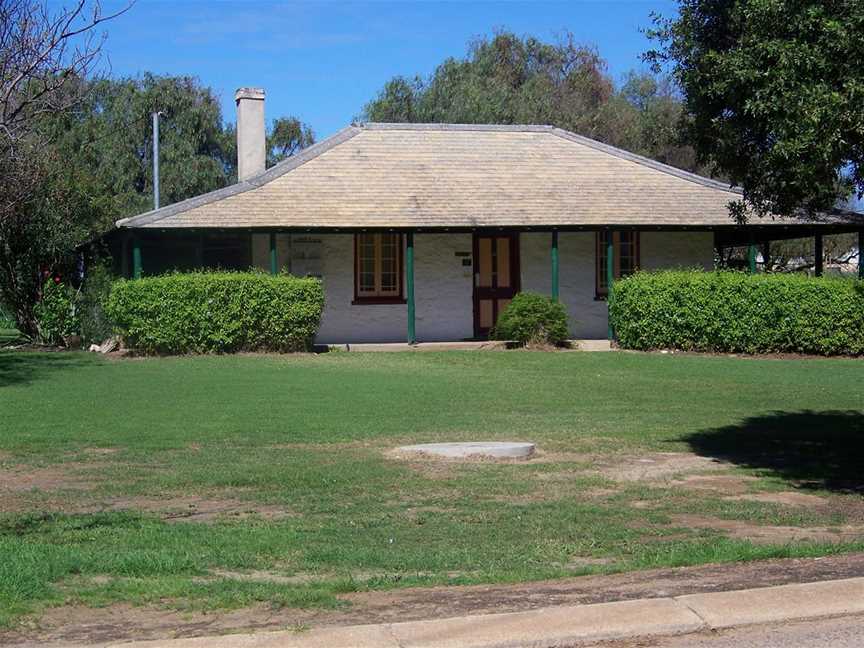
[315, 233, 474, 344]
[254, 231, 713, 343]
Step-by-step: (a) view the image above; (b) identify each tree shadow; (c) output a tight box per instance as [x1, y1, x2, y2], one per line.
[685, 410, 864, 493]
[0, 352, 95, 388]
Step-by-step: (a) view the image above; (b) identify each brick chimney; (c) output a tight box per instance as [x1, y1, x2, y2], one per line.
[235, 87, 266, 181]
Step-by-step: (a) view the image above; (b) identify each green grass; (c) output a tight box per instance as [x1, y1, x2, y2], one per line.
[1, 350, 863, 628]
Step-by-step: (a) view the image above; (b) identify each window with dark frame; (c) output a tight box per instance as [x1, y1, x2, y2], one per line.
[596, 231, 640, 298]
[354, 233, 404, 303]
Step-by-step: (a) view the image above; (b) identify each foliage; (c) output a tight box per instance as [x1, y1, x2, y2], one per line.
[267, 116, 315, 166]
[33, 278, 79, 346]
[105, 271, 324, 354]
[645, 0, 864, 220]
[78, 263, 115, 345]
[491, 292, 569, 346]
[362, 31, 701, 172]
[0, 153, 99, 338]
[0, 0, 123, 225]
[610, 270, 864, 355]
[2, 72, 314, 337]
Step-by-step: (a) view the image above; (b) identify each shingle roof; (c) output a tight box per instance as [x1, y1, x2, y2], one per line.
[117, 123, 862, 230]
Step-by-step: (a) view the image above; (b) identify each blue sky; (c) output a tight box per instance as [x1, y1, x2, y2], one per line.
[91, 0, 678, 139]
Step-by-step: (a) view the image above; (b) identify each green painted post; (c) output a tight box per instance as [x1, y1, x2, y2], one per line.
[606, 232, 614, 340]
[551, 230, 559, 301]
[859, 231, 864, 280]
[406, 231, 416, 344]
[747, 243, 757, 274]
[132, 237, 142, 279]
[269, 232, 278, 275]
[814, 234, 824, 277]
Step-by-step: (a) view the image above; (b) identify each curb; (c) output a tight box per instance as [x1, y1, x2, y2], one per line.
[99, 576, 864, 648]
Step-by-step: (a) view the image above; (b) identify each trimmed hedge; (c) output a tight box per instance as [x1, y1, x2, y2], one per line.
[491, 292, 570, 346]
[609, 270, 864, 356]
[105, 272, 324, 354]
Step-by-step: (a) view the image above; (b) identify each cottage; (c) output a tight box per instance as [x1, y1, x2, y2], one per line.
[113, 88, 864, 343]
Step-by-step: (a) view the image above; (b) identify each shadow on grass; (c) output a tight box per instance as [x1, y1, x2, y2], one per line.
[685, 410, 864, 493]
[0, 352, 94, 388]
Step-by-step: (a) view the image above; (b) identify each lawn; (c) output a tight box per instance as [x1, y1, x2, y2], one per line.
[1, 350, 863, 634]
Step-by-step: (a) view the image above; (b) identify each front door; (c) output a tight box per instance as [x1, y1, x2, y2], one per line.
[473, 233, 520, 338]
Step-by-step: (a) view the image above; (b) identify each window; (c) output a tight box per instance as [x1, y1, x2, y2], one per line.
[354, 233, 404, 303]
[596, 231, 640, 298]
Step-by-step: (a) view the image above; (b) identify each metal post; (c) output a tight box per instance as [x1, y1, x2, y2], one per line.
[551, 230, 559, 301]
[859, 231, 864, 280]
[747, 243, 757, 274]
[152, 112, 160, 210]
[814, 233, 824, 277]
[132, 237, 142, 279]
[269, 232, 278, 275]
[406, 231, 416, 344]
[606, 231, 615, 341]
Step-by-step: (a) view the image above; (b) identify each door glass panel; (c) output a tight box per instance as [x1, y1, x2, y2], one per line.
[496, 238, 511, 288]
[478, 238, 492, 287]
[497, 299, 511, 320]
[479, 299, 494, 328]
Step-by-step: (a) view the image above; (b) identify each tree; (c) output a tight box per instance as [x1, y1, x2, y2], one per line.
[45, 74, 237, 219]
[0, 0, 126, 224]
[362, 31, 700, 172]
[267, 116, 314, 166]
[1, 70, 315, 337]
[645, 0, 864, 221]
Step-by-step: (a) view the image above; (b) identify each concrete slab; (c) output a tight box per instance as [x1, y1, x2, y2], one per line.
[389, 598, 704, 648]
[395, 442, 536, 459]
[677, 577, 864, 629]
[573, 339, 612, 352]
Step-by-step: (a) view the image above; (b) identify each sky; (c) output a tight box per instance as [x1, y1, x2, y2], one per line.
[83, 0, 678, 139]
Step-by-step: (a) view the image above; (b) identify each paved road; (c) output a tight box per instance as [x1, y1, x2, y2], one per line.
[587, 614, 864, 647]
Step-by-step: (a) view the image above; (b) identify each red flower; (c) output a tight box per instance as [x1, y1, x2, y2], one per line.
[53, 276, 61, 284]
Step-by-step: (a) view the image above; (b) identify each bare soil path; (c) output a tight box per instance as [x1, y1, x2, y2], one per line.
[4, 553, 864, 646]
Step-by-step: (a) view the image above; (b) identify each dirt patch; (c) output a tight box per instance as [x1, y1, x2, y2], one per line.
[669, 514, 864, 544]
[4, 553, 864, 646]
[81, 447, 120, 456]
[670, 474, 759, 495]
[596, 453, 728, 483]
[105, 495, 296, 523]
[0, 462, 100, 492]
[725, 491, 826, 508]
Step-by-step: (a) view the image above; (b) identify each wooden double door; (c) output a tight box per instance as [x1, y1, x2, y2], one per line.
[472, 233, 520, 338]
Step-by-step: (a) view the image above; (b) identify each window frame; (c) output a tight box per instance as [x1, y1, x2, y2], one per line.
[353, 233, 406, 305]
[595, 231, 640, 299]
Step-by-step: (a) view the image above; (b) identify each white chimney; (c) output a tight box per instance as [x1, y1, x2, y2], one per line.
[235, 87, 266, 181]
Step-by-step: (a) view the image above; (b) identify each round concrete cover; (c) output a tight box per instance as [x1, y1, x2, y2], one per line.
[396, 442, 535, 459]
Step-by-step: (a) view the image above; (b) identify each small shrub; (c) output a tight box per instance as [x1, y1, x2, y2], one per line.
[34, 279, 79, 346]
[609, 270, 864, 355]
[491, 292, 569, 346]
[79, 264, 115, 345]
[105, 271, 324, 354]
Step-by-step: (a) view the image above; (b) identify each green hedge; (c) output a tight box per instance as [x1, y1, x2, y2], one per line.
[105, 272, 324, 354]
[491, 292, 570, 346]
[609, 270, 864, 356]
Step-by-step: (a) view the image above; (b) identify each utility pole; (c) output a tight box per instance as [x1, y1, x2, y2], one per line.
[152, 112, 161, 210]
